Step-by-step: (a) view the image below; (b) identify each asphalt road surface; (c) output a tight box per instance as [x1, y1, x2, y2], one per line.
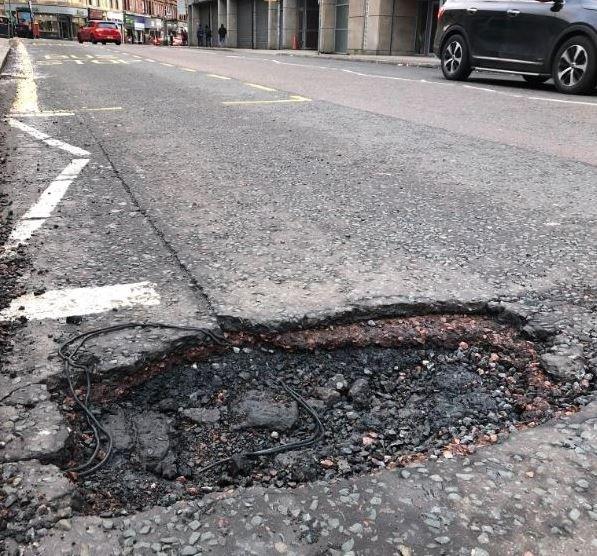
[6, 39, 596, 322]
[1, 39, 596, 555]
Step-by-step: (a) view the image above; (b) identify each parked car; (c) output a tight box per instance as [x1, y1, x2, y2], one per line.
[434, 0, 597, 94]
[0, 16, 10, 38]
[77, 21, 122, 45]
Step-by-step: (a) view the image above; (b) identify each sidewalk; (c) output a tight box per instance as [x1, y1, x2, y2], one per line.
[192, 45, 440, 68]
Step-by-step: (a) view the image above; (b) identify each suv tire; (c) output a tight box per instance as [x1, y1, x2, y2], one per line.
[553, 35, 597, 94]
[440, 34, 472, 81]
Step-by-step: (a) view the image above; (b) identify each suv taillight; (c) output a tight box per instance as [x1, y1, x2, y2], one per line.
[438, 6, 445, 19]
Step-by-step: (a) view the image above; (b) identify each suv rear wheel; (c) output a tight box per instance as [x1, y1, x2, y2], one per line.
[441, 34, 472, 81]
[553, 36, 597, 94]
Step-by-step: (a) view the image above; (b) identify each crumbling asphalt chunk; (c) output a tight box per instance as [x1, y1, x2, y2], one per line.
[231, 390, 298, 431]
[540, 345, 586, 381]
[0, 401, 69, 463]
[181, 407, 221, 425]
[131, 412, 171, 470]
[0, 460, 74, 544]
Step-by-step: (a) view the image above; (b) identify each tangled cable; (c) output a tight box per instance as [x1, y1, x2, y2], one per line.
[59, 322, 227, 476]
[59, 322, 325, 478]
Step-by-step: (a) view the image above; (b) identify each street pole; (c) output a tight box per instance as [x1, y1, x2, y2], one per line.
[7, 0, 13, 38]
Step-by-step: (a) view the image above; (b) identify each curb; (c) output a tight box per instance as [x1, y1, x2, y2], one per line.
[0, 38, 11, 73]
[272, 51, 440, 69]
[185, 45, 440, 69]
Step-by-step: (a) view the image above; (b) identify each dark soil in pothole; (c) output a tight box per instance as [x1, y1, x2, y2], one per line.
[62, 321, 590, 515]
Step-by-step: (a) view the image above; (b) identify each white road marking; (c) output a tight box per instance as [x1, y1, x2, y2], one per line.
[463, 84, 497, 93]
[2, 159, 89, 251]
[181, 68, 197, 72]
[245, 82, 277, 92]
[0, 282, 161, 322]
[207, 73, 231, 80]
[223, 95, 311, 106]
[9, 111, 75, 117]
[161, 63, 174, 67]
[10, 107, 123, 117]
[223, 54, 597, 107]
[145, 58, 156, 62]
[7, 119, 90, 156]
[527, 96, 597, 107]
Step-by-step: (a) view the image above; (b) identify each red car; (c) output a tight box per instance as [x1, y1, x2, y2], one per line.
[77, 21, 121, 45]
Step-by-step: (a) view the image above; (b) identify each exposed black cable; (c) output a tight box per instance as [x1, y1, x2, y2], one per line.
[194, 378, 326, 476]
[59, 322, 325, 479]
[59, 322, 226, 476]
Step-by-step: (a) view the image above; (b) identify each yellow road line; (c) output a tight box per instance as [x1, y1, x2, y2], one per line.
[223, 95, 312, 106]
[11, 43, 38, 114]
[244, 82, 277, 92]
[207, 74, 231, 80]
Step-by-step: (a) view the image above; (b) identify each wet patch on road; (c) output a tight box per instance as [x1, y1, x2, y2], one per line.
[56, 315, 593, 515]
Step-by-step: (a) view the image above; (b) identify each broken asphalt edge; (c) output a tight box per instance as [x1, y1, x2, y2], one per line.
[216, 297, 540, 335]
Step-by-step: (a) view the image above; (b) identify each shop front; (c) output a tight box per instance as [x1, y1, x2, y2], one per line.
[147, 18, 163, 45]
[0, 4, 88, 39]
[106, 10, 124, 39]
[134, 16, 147, 43]
[123, 13, 148, 43]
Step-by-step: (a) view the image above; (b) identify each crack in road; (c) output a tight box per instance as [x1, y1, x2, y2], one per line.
[80, 114, 219, 319]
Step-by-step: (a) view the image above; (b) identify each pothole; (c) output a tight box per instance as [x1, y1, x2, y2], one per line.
[58, 315, 591, 515]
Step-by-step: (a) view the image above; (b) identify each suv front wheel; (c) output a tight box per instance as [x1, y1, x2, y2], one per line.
[553, 36, 597, 94]
[440, 34, 472, 81]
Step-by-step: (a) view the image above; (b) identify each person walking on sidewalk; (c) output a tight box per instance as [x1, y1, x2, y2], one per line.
[196, 24, 204, 47]
[205, 25, 212, 47]
[218, 24, 227, 47]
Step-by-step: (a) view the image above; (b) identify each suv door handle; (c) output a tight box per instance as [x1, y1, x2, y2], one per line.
[466, 7, 478, 13]
[507, 8, 520, 15]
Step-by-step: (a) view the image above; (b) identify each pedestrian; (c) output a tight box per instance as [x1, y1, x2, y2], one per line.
[196, 23, 204, 47]
[217, 23, 227, 47]
[205, 24, 212, 47]
[181, 28, 188, 46]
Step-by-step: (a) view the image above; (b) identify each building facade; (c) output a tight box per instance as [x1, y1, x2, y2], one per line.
[1, 0, 183, 42]
[187, 0, 439, 55]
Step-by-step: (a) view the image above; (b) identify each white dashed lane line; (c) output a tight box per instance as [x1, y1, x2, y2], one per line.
[218, 53, 597, 108]
[244, 82, 277, 92]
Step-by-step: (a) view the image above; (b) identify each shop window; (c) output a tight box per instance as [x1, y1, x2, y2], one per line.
[36, 13, 60, 36]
